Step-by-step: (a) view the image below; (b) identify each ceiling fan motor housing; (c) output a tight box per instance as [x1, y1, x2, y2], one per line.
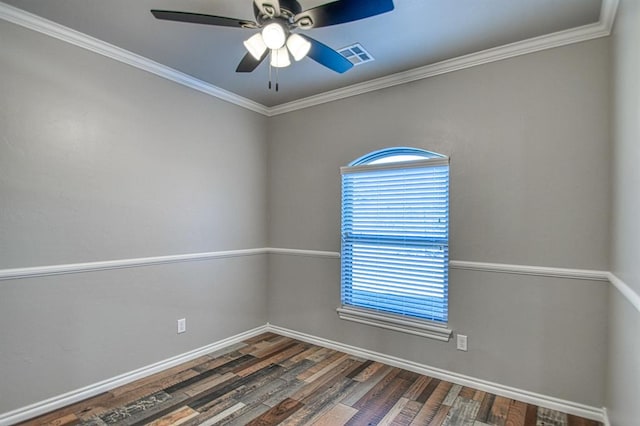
[255, 0, 302, 25]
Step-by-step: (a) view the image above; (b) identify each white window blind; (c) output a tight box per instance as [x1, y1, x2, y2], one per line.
[340, 148, 450, 325]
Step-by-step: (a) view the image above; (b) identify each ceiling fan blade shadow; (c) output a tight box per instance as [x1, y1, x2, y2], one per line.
[151, 10, 257, 28]
[300, 35, 353, 74]
[236, 50, 269, 72]
[295, 0, 394, 29]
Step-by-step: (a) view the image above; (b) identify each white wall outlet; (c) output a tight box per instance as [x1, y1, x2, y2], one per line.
[177, 318, 186, 334]
[456, 334, 468, 351]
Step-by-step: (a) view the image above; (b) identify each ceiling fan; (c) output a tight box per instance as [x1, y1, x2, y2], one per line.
[151, 0, 394, 83]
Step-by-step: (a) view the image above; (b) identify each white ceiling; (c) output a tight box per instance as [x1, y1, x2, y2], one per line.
[2, 0, 603, 108]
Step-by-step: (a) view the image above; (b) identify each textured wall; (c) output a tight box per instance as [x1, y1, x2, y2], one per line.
[608, 0, 640, 424]
[267, 38, 611, 406]
[0, 20, 268, 413]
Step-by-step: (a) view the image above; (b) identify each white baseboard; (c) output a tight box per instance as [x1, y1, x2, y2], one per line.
[0, 323, 609, 425]
[602, 407, 611, 426]
[266, 324, 606, 423]
[0, 325, 268, 426]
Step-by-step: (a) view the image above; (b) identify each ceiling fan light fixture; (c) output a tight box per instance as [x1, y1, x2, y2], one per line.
[270, 46, 291, 68]
[243, 33, 267, 60]
[286, 33, 311, 61]
[262, 22, 286, 49]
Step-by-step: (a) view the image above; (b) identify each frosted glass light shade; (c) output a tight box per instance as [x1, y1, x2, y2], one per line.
[262, 22, 286, 49]
[270, 47, 291, 68]
[286, 33, 311, 61]
[243, 33, 267, 60]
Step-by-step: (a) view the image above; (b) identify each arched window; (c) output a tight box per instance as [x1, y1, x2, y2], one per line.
[338, 147, 451, 340]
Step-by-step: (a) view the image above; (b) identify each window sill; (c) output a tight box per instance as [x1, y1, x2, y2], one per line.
[337, 306, 452, 342]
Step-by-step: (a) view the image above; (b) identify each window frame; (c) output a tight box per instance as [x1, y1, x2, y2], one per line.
[338, 147, 452, 341]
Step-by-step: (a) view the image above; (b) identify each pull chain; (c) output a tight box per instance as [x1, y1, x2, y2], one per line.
[268, 56, 272, 90]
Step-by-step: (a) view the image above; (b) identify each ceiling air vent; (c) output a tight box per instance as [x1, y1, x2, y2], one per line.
[338, 43, 374, 66]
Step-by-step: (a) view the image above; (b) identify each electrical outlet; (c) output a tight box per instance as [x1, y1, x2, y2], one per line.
[456, 334, 468, 351]
[177, 318, 186, 334]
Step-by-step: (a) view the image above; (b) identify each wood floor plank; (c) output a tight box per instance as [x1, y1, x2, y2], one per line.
[404, 375, 432, 400]
[180, 396, 241, 426]
[47, 413, 79, 426]
[241, 380, 294, 413]
[192, 351, 246, 373]
[523, 405, 538, 426]
[279, 377, 357, 425]
[442, 397, 480, 426]
[487, 396, 512, 426]
[429, 404, 451, 426]
[88, 368, 201, 418]
[250, 336, 296, 358]
[240, 337, 285, 356]
[347, 373, 414, 425]
[305, 347, 334, 363]
[145, 406, 199, 426]
[505, 399, 527, 426]
[311, 403, 358, 425]
[442, 383, 463, 406]
[351, 360, 387, 382]
[410, 380, 453, 425]
[296, 351, 346, 381]
[537, 407, 569, 426]
[235, 343, 307, 377]
[567, 414, 601, 426]
[188, 364, 284, 410]
[110, 355, 212, 398]
[351, 367, 401, 410]
[261, 380, 307, 408]
[391, 399, 423, 425]
[183, 372, 236, 397]
[415, 378, 442, 403]
[345, 359, 374, 380]
[196, 402, 247, 426]
[103, 390, 181, 426]
[23, 334, 601, 426]
[276, 359, 316, 383]
[280, 345, 320, 368]
[285, 357, 360, 406]
[245, 397, 303, 425]
[378, 396, 411, 425]
[17, 393, 114, 426]
[302, 354, 352, 383]
[459, 386, 477, 399]
[476, 393, 496, 422]
[221, 403, 272, 426]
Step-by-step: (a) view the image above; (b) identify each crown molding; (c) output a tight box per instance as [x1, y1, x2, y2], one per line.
[269, 0, 619, 116]
[0, 2, 270, 116]
[0, 0, 620, 116]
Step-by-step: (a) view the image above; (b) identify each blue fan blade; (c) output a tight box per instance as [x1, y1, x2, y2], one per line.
[301, 34, 354, 73]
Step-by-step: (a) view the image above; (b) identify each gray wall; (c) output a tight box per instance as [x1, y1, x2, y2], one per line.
[0, 20, 268, 413]
[0, 10, 624, 418]
[267, 39, 611, 406]
[608, 0, 640, 424]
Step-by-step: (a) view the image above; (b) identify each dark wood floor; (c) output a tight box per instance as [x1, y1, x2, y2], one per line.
[18, 333, 601, 426]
